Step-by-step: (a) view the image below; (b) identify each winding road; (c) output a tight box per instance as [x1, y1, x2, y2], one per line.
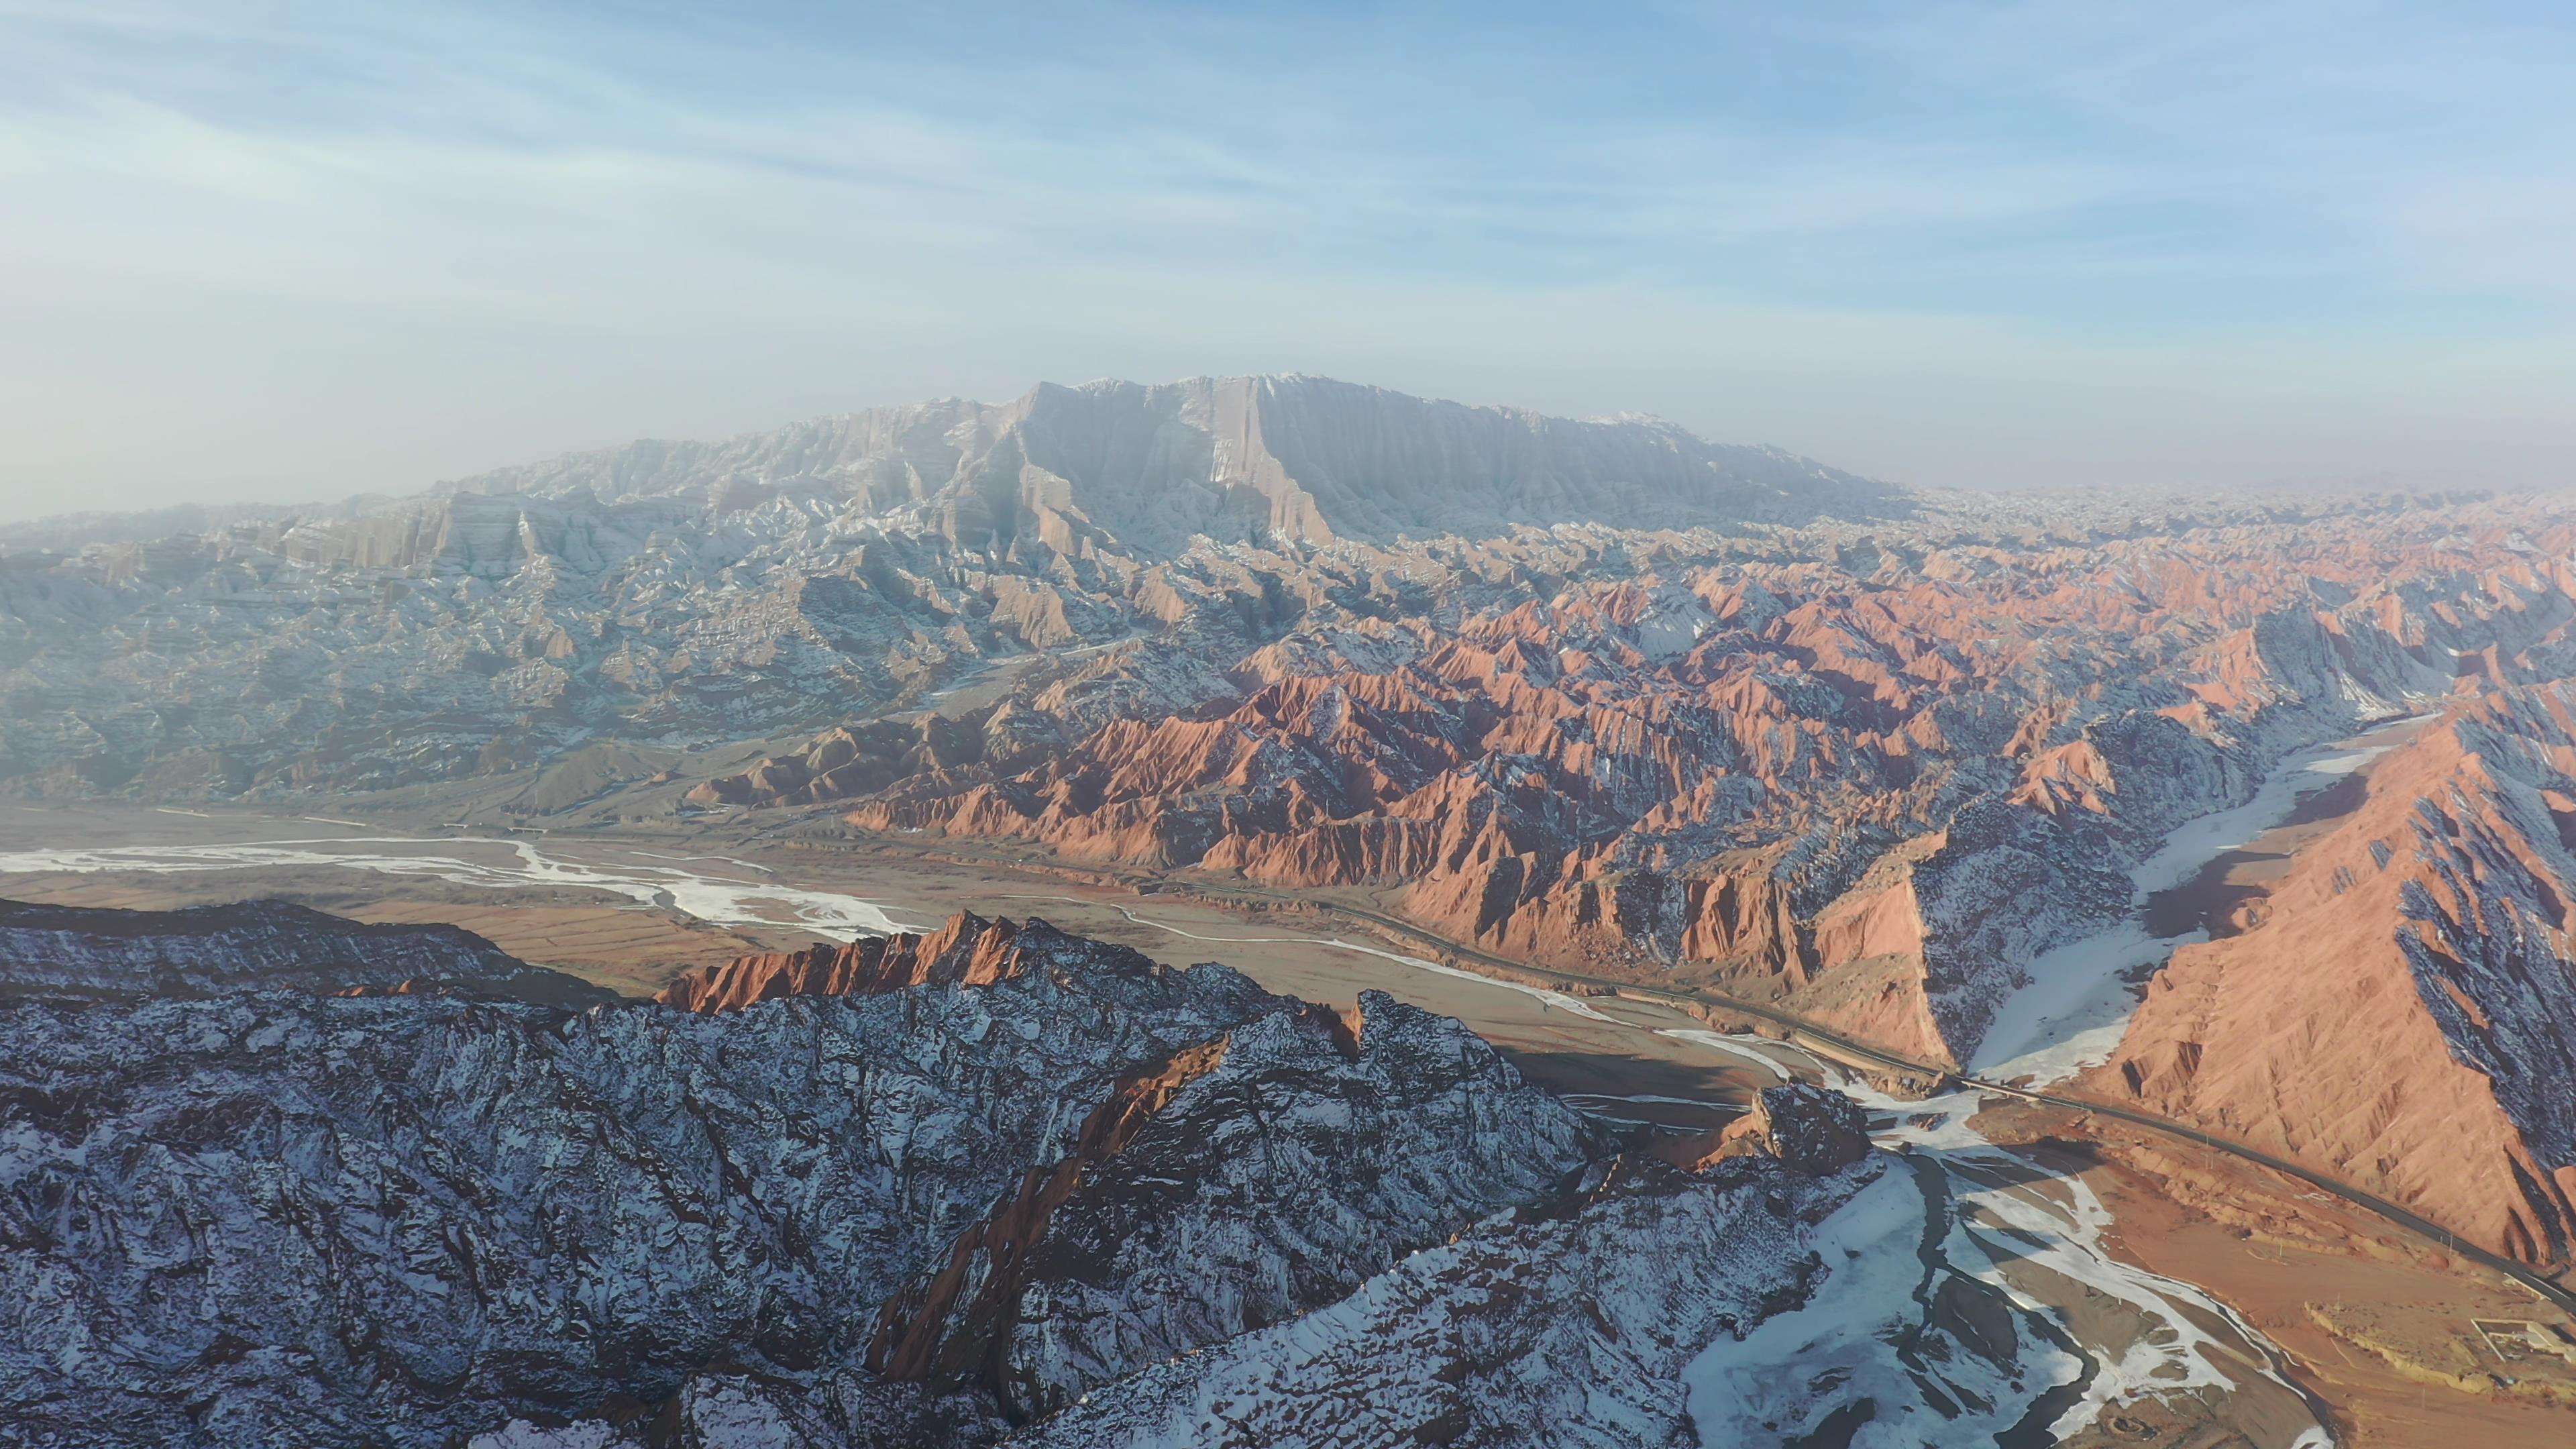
[1187, 881, 2576, 1317]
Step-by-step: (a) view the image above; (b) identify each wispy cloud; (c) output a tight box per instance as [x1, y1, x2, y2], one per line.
[1, 1, 2571, 517]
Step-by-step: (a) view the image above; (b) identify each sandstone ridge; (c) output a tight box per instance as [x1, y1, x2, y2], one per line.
[2100, 684, 2576, 1269]
[717, 503, 2576, 1067]
[657, 910, 1035, 1012]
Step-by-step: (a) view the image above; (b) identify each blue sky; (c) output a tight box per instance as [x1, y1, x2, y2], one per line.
[4, 1, 2572, 518]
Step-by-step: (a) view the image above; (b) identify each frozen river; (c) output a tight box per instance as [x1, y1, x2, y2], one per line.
[0, 834, 918, 939]
[0, 818, 2343, 1444]
[1973, 715, 2426, 1084]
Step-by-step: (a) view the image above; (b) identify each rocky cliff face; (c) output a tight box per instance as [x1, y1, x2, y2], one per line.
[0, 896, 610, 1004]
[0, 910, 1654, 1446]
[2100, 684, 2576, 1268]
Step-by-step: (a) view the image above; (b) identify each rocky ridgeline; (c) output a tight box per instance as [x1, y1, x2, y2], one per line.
[0, 896, 612, 1004]
[0, 376, 1884, 798]
[10, 374, 2576, 1078]
[2103, 681, 2576, 1269]
[652, 908, 1037, 1010]
[741, 506, 2575, 1067]
[0, 904, 1940, 1448]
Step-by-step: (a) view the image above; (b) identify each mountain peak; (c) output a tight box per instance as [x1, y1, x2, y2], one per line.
[435, 374, 1899, 556]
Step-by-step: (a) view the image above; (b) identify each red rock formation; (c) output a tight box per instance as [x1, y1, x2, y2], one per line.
[2097, 686, 2576, 1267]
[697, 505, 2576, 1065]
[1666, 1082, 1873, 1175]
[657, 912, 1028, 1012]
[686, 713, 998, 808]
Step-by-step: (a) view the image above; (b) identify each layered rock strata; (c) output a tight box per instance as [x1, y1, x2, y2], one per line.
[804, 513, 2576, 1063]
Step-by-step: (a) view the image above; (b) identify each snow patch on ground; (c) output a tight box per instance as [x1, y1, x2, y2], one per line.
[1654, 1029, 1790, 1080]
[1684, 1166, 2075, 1447]
[1625, 598, 1715, 659]
[1007, 896, 1622, 1022]
[1972, 726, 2414, 1084]
[1657, 1029, 2332, 1448]
[0, 837, 916, 938]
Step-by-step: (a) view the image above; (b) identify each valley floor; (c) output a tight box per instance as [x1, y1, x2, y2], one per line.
[3, 798, 2571, 1445]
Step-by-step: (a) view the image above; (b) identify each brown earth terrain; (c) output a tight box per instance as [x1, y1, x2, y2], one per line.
[0, 861, 798, 998]
[1978, 1098, 2576, 1446]
[2143, 755, 2384, 940]
[700, 503, 2576, 1076]
[2100, 685, 2576, 1273]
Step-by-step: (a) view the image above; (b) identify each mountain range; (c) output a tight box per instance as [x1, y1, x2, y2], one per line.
[7, 373, 2576, 1350]
[1, 903, 1900, 1448]
[0, 376, 1889, 798]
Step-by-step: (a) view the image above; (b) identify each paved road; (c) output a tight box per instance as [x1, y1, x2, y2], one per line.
[762, 832, 2576, 1319]
[1972, 1077, 2576, 1316]
[1187, 881, 2576, 1318]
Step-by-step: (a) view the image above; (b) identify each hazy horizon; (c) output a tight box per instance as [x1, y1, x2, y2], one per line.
[0, 368, 2540, 534]
[5, 1, 2572, 525]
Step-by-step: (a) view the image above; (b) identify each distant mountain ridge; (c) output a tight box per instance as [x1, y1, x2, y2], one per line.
[438, 375, 1900, 554]
[2, 376, 1897, 561]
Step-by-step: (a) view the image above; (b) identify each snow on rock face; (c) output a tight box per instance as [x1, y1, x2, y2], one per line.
[1014, 1152, 1889, 1449]
[0, 916, 1607, 1448]
[0, 374, 1891, 803]
[0, 895, 612, 1004]
[1706, 1082, 1874, 1175]
[871, 987, 1609, 1421]
[0, 900, 2336, 1448]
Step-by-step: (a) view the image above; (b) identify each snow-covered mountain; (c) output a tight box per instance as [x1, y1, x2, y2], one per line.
[430, 375, 1898, 554]
[0, 907, 1921, 1448]
[0, 376, 1890, 800]
[0, 896, 610, 1004]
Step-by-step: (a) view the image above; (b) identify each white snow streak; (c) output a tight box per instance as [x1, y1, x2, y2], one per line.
[998, 896, 1621, 1022]
[1973, 722, 2418, 1084]
[0, 837, 914, 939]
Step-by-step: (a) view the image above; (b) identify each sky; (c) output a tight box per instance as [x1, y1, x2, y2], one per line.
[3, 1, 2572, 522]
